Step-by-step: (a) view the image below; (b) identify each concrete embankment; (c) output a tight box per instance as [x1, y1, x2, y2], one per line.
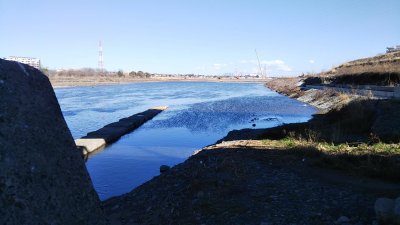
[75, 106, 168, 156]
[1, 59, 108, 224]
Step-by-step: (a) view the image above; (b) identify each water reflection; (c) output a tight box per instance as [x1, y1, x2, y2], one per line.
[149, 96, 314, 132]
[55, 82, 316, 200]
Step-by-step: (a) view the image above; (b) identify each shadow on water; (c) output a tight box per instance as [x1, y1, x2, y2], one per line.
[55, 82, 317, 200]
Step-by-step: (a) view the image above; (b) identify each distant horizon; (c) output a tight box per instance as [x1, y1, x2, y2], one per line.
[1, 0, 399, 76]
[3, 47, 395, 77]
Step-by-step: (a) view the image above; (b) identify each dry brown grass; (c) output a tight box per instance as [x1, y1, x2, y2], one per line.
[334, 60, 400, 75]
[338, 92, 351, 102]
[265, 77, 303, 97]
[310, 52, 400, 86]
[312, 89, 331, 100]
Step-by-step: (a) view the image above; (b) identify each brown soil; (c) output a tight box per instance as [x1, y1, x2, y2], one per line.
[103, 140, 399, 225]
[300, 52, 400, 86]
[265, 77, 303, 98]
[328, 51, 400, 77]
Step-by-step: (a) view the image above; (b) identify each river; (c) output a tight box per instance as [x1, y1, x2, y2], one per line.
[55, 82, 316, 200]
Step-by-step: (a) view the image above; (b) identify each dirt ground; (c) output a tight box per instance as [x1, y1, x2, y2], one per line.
[103, 140, 399, 225]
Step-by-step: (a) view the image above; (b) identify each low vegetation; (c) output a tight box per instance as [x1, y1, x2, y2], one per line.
[264, 51, 400, 183]
[303, 71, 400, 86]
[43, 68, 151, 78]
[43, 68, 251, 87]
[333, 51, 400, 75]
[302, 51, 400, 86]
[263, 138, 400, 155]
[231, 97, 400, 182]
[261, 137, 400, 181]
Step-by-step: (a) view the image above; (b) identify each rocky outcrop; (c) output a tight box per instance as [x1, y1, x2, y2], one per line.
[0, 59, 108, 224]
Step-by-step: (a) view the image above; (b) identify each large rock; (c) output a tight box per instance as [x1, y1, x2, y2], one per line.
[0, 59, 107, 224]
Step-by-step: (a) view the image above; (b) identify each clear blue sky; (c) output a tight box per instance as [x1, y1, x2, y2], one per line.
[1, 0, 399, 76]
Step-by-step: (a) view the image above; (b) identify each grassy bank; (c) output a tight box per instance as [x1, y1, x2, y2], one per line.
[261, 138, 400, 181]
[222, 97, 400, 182]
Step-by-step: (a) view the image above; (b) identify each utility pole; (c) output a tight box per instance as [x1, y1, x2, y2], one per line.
[98, 41, 104, 73]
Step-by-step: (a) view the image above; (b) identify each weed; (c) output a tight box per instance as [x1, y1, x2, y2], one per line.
[260, 138, 400, 181]
[338, 93, 350, 102]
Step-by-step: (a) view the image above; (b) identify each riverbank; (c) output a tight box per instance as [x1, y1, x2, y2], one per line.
[102, 76, 400, 224]
[264, 77, 363, 113]
[51, 54, 400, 224]
[103, 139, 399, 225]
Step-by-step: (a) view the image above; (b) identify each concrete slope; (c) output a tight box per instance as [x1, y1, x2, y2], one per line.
[0, 59, 108, 224]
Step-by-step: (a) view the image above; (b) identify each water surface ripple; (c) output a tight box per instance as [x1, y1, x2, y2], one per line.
[55, 82, 316, 200]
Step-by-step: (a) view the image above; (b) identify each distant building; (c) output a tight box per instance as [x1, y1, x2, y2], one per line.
[5, 56, 41, 69]
[386, 45, 400, 53]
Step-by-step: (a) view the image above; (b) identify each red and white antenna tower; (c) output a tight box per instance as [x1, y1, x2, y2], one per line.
[98, 41, 104, 72]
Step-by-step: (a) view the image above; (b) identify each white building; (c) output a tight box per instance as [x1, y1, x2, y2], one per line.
[386, 45, 400, 53]
[5, 56, 41, 69]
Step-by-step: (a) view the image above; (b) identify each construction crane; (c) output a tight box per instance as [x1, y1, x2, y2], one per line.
[255, 49, 266, 78]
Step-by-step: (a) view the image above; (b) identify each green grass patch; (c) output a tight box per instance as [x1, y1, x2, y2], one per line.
[261, 138, 400, 181]
[262, 138, 400, 155]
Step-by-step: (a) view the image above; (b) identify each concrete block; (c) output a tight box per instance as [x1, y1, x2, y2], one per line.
[77, 106, 168, 156]
[75, 138, 106, 154]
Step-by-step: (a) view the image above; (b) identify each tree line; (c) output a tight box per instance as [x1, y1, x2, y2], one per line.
[42, 68, 153, 78]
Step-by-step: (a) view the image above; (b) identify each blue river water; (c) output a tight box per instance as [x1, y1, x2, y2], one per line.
[54, 82, 316, 200]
